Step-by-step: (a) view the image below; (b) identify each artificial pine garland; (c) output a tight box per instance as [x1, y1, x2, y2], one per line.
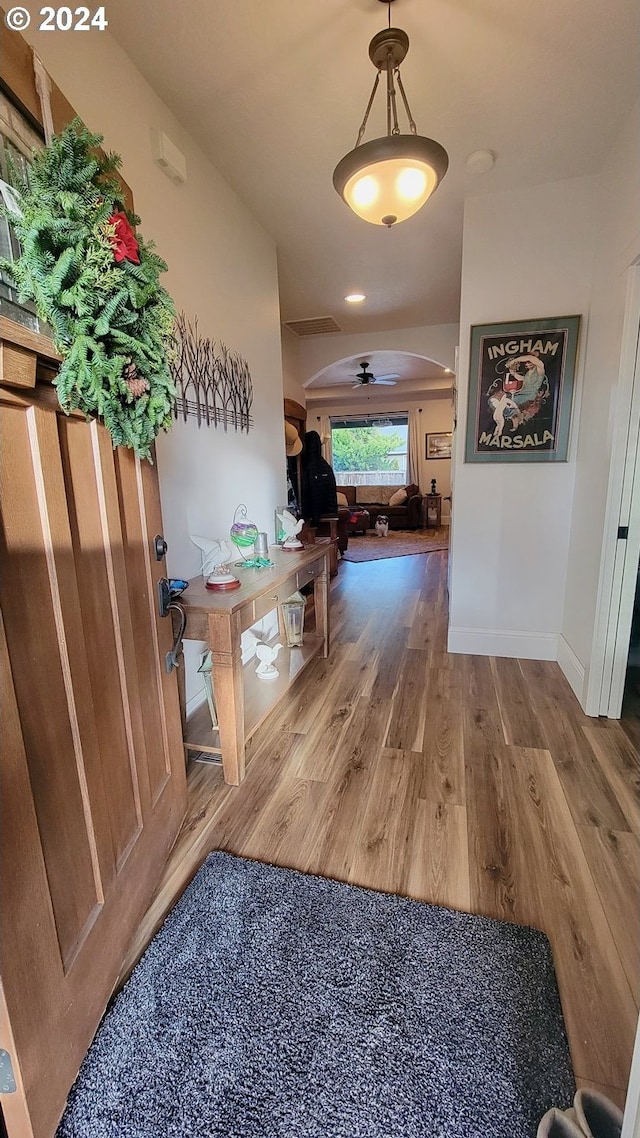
[0, 119, 176, 459]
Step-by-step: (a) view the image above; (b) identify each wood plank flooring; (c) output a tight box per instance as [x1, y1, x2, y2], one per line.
[125, 543, 639, 1109]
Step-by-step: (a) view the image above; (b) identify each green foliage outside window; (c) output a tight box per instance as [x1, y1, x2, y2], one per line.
[332, 426, 404, 472]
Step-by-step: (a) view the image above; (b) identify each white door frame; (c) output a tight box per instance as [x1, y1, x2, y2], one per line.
[447, 345, 459, 598]
[586, 259, 640, 716]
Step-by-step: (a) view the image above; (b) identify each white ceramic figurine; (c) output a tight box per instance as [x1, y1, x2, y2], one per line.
[254, 641, 283, 680]
[277, 509, 304, 550]
[190, 535, 238, 588]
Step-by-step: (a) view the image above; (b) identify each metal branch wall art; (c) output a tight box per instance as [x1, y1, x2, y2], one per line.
[170, 312, 254, 433]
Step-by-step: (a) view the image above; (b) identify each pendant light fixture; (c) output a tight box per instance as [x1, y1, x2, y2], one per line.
[333, 0, 448, 228]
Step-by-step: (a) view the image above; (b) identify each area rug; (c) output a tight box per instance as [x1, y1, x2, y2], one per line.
[57, 853, 574, 1138]
[343, 529, 449, 562]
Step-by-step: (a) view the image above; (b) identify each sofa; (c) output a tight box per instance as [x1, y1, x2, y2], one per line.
[337, 484, 423, 531]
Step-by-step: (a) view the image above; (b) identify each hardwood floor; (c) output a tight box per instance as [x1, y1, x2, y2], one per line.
[125, 545, 639, 1110]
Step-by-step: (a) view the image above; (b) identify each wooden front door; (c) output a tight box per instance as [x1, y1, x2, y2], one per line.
[0, 344, 187, 1138]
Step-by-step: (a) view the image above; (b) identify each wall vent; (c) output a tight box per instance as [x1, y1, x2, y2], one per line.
[151, 128, 187, 184]
[283, 316, 342, 337]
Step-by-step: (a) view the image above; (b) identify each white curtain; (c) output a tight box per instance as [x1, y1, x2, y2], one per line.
[319, 415, 333, 465]
[407, 409, 421, 488]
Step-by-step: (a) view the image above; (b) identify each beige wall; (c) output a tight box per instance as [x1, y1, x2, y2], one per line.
[448, 100, 640, 691]
[281, 327, 306, 406]
[450, 175, 598, 660]
[25, 27, 287, 707]
[299, 323, 458, 385]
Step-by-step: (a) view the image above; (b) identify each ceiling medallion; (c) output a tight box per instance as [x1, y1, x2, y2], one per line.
[333, 0, 448, 228]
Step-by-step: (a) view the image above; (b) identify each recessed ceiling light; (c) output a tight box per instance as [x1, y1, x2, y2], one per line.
[345, 293, 366, 303]
[444, 367, 452, 373]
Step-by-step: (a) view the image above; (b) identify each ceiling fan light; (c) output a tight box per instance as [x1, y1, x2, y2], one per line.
[334, 135, 448, 227]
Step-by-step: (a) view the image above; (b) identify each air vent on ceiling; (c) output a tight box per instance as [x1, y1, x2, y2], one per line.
[283, 316, 342, 337]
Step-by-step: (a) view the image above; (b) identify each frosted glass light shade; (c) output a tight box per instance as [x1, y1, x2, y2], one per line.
[334, 134, 448, 227]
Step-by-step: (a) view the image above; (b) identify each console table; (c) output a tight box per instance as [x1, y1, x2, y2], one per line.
[178, 541, 331, 785]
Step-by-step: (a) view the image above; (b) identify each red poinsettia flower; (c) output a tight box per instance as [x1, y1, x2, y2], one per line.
[107, 211, 140, 264]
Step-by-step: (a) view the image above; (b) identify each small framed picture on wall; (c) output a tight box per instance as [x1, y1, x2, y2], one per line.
[426, 432, 452, 460]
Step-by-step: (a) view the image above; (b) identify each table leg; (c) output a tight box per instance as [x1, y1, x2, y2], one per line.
[208, 610, 245, 785]
[325, 518, 338, 576]
[314, 553, 330, 658]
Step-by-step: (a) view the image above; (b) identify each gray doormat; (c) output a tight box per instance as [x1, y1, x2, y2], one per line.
[58, 852, 575, 1138]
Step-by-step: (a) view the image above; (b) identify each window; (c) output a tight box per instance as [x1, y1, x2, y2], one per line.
[0, 92, 45, 331]
[331, 414, 408, 486]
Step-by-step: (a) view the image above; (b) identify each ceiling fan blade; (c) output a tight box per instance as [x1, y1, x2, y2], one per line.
[373, 378, 397, 386]
[352, 381, 363, 388]
[375, 373, 400, 381]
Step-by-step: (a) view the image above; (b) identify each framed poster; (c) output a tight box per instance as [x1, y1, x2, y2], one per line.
[426, 432, 452, 459]
[465, 315, 581, 463]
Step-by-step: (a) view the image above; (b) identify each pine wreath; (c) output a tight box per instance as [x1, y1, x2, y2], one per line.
[0, 119, 176, 460]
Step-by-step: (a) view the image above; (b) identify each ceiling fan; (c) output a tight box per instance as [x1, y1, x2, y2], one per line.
[352, 361, 399, 388]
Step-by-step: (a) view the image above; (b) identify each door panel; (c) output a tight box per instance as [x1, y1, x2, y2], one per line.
[0, 380, 187, 1138]
[115, 449, 175, 803]
[1, 399, 108, 964]
[59, 417, 144, 867]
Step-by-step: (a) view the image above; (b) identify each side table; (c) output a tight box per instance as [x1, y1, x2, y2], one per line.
[424, 494, 442, 528]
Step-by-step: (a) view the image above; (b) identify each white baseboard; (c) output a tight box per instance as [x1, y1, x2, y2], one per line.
[447, 626, 558, 660]
[556, 635, 586, 704]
